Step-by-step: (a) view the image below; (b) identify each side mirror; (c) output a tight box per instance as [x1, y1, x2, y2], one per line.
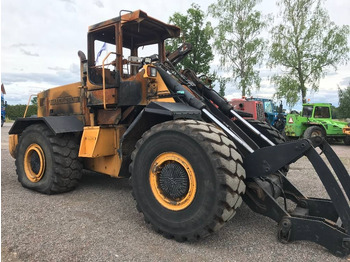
[5, 101, 7, 106]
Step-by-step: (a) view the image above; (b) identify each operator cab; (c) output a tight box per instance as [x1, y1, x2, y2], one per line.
[302, 104, 331, 119]
[85, 10, 180, 87]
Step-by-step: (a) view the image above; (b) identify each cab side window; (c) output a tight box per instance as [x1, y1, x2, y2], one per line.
[314, 106, 330, 118]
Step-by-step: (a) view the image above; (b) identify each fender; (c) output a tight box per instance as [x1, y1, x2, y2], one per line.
[9, 116, 84, 135]
[118, 101, 201, 176]
[8, 116, 84, 159]
[121, 101, 201, 145]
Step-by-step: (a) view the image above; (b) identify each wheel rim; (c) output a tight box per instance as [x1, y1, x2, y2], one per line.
[24, 143, 46, 182]
[311, 130, 322, 137]
[149, 152, 196, 211]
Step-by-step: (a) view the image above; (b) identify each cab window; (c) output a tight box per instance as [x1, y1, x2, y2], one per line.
[314, 106, 330, 118]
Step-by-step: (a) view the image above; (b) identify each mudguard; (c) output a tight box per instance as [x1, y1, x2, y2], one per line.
[9, 116, 84, 135]
[119, 101, 202, 177]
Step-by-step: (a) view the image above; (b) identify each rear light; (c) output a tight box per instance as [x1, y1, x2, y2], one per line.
[147, 67, 157, 77]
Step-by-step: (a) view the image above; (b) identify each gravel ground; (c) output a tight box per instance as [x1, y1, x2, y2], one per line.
[1, 122, 350, 262]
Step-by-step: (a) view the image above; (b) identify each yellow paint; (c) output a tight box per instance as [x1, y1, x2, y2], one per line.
[79, 125, 125, 177]
[24, 143, 46, 182]
[84, 154, 123, 178]
[143, 65, 175, 103]
[9, 134, 18, 158]
[37, 82, 83, 117]
[149, 152, 197, 211]
[79, 126, 117, 158]
[343, 127, 350, 135]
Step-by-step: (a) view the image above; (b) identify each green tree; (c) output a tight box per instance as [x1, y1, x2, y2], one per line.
[166, 3, 214, 76]
[6, 104, 37, 120]
[269, 0, 350, 107]
[337, 85, 350, 118]
[208, 0, 269, 97]
[31, 96, 38, 106]
[217, 76, 228, 96]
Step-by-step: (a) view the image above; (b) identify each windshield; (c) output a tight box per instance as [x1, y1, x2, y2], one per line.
[264, 101, 273, 113]
[302, 106, 313, 117]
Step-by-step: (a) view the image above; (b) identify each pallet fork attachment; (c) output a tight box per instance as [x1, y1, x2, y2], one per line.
[156, 63, 350, 257]
[244, 137, 350, 257]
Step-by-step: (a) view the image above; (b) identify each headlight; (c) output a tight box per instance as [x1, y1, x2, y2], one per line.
[147, 67, 157, 77]
[144, 57, 152, 64]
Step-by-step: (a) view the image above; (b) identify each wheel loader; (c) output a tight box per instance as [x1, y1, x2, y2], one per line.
[8, 10, 350, 257]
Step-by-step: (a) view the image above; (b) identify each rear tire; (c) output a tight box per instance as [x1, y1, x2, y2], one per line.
[303, 126, 325, 139]
[130, 120, 246, 241]
[344, 136, 350, 145]
[15, 124, 82, 194]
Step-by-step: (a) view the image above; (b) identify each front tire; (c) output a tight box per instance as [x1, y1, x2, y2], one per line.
[15, 124, 82, 194]
[130, 120, 246, 241]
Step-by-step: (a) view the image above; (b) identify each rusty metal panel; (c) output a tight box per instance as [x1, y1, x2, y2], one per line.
[37, 82, 84, 117]
[87, 88, 117, 106]
[97, 108, 121, 125]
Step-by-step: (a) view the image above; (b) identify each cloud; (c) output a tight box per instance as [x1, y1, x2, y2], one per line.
[48, 66, 67, 71]
[59, 0, 75, 3]
[58, 0, 76, 12]
[2, 62, 80, 105]
[10, 43, 35, 48]
[325, 71, 338, 76]
[340, 77, 350, 86]
[69, 63, 79, 74]
[20, 48, 39, 57]
[94, 0, 104, 8]
[2, 70, 79, 87]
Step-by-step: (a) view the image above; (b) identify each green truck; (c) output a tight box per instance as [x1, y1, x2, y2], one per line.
[284, 103, 350, 145]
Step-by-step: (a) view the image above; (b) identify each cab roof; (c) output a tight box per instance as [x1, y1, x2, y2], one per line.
[88, 10, 180, 48]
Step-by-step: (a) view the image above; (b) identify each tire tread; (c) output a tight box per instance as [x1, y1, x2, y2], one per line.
[130, 120, 246, 241]
[15, 124, 82, 194]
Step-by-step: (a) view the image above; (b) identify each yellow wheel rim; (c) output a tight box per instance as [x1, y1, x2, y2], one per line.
[149, 152, 196, 211]
[24, 143, 46, 182]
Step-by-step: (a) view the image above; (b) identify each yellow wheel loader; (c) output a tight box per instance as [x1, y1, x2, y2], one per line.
[8, 10, 350, 257]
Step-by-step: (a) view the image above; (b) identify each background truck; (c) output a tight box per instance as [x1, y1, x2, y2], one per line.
[7, 10, 350, 257]
[284, 103, 350, 145]
[1, 83, 6, 127]
[229, 98, 265, 121]
[247, 97, 286, 132]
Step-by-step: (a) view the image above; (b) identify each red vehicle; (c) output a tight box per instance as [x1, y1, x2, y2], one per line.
[230, 98, 265, 121]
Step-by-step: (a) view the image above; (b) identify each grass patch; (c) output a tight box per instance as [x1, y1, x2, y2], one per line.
[5, 117, 14, 123]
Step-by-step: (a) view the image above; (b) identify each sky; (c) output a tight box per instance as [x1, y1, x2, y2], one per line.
[1, 0, 349, 111]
